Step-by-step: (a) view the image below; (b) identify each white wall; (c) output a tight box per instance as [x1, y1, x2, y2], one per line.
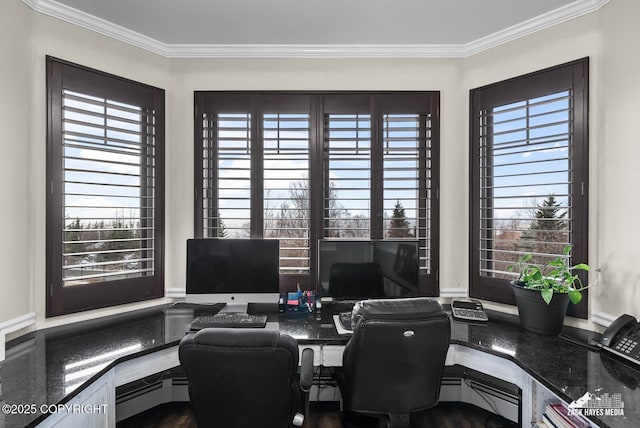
[0, 1, 34, 324]
[2, 0, 639, 336]
[596, 0, 640, 319]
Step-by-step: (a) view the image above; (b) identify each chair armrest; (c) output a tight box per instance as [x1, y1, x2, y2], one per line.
[299, 347, 314, 393]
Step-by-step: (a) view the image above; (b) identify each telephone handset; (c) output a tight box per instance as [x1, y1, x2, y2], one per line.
[595, 314, 640, 367]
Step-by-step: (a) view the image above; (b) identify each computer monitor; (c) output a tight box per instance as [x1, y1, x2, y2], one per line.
[317, 240, 419, 300]
[186, 238, 280, 311]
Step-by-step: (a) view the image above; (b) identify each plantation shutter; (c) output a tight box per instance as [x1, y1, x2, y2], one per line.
[478, 91, 573, 278]
[47, 57, 165, 317]
[323, 95, 371, 239]
[262, 95, 312, 273]
[202, 113, 252, 238]
[195, 91, 440, 295]
[470, 59, 588, 316]
[196, 94, 253, 239]
[382, 111, 434, 272]
[379, 93, 439, 285]
[62, 90, 157, 285]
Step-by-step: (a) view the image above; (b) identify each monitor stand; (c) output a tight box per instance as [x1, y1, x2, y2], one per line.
[220, 302, 248, 314]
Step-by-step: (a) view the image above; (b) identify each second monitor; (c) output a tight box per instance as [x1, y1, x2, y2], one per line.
[317, 240, 419, 300]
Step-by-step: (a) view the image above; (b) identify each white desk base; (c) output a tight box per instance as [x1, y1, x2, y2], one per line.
[36, 344, 595, 427]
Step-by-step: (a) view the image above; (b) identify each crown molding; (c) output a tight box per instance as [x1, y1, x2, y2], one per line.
[163, 44, 466, 59]
[21, 0, 169, 56]
[22, 0, 609, 59]
[463, 0, 610, 56]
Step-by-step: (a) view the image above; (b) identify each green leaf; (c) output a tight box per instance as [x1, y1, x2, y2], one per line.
[563, 245, 572, 256]
[547, 269, 561, 277]
[541, 289, 553, 305]
[532, 270, 543, 281]
[568, 289, 582, 304]
[572, 263, 590, 271]
[522, 254, 532, 262]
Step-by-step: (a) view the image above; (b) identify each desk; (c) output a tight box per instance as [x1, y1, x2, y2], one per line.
[0, 303, 639, 427]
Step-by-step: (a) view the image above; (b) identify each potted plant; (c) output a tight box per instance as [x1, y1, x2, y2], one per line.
[508, 245, 594, 335]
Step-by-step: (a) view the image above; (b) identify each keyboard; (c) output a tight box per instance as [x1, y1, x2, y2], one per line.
[189, 313, 268, 330]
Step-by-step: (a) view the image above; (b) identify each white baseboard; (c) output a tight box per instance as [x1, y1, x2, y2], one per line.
[0, 312, 35, 363]
[439, 288, 469, 298]
[166, 288, 186, 299]
[0, 312, 36, 334]
[590, 310, 617, 327]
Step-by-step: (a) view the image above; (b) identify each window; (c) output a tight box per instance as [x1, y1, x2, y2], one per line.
[202, 111, 252, 238]
[380, 94, 436, 272]
[469, 58, 589, 317]
[263, 112, 311, 274]
[47, 57, 165, 317]
[324, 110, 372, 239]
[195, 92, 439, 293]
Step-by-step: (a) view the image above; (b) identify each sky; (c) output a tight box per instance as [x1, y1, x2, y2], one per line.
[486, 90, 571, 227]
[63, 90, 147, 224]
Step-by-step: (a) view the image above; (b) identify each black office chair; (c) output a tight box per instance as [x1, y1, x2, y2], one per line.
[338, 298, 451, 428]
[179, 328, 314, 428]
[329, 262, 385, 299]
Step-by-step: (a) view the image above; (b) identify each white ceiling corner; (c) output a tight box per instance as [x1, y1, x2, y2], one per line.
[21, 0, 169, 56]
[463, 0, 610, 56]
[21, 0, 610, 59]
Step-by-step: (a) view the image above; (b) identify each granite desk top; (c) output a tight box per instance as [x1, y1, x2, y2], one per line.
[0, 302, 639, 427]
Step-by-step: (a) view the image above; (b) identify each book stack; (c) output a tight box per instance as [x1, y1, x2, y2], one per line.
[534, 402, 591, 428]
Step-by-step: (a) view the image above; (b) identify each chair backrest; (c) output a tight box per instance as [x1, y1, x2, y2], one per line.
[179, 328, 300, 428]
[342, 298, 451, 418]
[329, 262, 385, 299]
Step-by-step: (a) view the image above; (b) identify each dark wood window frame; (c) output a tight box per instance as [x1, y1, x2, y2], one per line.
[469, 58, 589, 318]
[46, 57, 165, 317]
[194, 91, 440, 295]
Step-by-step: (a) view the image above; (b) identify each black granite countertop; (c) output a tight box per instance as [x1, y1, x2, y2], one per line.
[0, 303, 638, 427]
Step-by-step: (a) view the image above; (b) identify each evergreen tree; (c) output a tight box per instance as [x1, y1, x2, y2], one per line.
[64, 217, 85, 261]
[98, 213, 139, 263]
[217, 215, 228, 238]
[388, 200, 413, 238]
[530, 195, 567, 232]
[522, 194, 569, 264]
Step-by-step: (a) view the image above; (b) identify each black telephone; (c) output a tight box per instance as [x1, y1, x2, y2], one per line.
[594, 314, 640, 367]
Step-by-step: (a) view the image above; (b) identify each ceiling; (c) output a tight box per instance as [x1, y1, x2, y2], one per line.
[23, 0, 608, 57]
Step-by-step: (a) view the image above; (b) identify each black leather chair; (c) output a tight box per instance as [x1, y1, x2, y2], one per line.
[179, 328, 314, 428]
[338, 298, 451, 428]
[329, 262, 385, 299]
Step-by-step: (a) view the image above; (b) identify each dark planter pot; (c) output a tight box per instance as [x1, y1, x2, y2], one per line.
[511, 282, 570, 335]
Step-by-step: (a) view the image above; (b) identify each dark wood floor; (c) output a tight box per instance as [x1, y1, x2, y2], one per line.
[117, 401, 517, 428]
